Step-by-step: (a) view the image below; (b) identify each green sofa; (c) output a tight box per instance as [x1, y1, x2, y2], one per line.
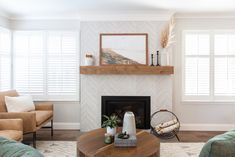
[199, 129, 235, 157]
[0, 137, 43, 157]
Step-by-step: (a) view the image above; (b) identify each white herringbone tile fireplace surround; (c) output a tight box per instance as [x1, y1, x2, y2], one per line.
[80, 75, 172, 131]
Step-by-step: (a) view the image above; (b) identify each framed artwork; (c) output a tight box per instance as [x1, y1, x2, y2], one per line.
[100, 33, 148, 65]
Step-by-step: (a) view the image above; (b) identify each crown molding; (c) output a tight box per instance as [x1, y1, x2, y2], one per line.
[6, 11, 174, 21]
[175, 12, 235, 19]
[0, 10, 11, 19]
[78, 11, 174, 21]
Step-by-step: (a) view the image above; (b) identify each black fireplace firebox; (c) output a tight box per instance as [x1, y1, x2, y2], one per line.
[101, 96, 150, 129]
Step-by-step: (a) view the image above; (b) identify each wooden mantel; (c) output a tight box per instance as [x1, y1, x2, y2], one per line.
[80, 65, 174, 75]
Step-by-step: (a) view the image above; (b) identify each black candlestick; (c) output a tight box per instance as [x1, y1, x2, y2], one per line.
[150, 54, 154, 66]
[156, 50, 160, 66]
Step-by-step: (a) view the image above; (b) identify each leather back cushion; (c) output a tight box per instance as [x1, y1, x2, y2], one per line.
[0, 90, 19, 112]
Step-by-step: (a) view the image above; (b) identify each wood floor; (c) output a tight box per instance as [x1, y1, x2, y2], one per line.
[23, 129, 225, 143]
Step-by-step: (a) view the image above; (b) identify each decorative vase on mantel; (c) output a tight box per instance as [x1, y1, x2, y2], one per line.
[84, 53, 94, 66]
[106, 126, 116, 136]
[160, 48, 170, 66]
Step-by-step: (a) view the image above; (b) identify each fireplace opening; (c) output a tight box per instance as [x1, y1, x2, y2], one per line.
[101, 96, 150, 129]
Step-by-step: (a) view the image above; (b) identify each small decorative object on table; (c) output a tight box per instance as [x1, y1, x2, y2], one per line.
[102, 115, 120, 136]
[104, 133, 113, 144]
[150, 109, 180, 141]
[84, 53, 94, 66]
[122, 111, 136, 136]
[114, 132, 137, 147]
[114, 111, 137, 147]
[117, 132, 129, 139]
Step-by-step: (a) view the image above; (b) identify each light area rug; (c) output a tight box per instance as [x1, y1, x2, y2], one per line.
[160, 143, 204, 157]
[36, 141, 204, 157]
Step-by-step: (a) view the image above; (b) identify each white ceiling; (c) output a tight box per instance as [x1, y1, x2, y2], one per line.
[0, 0, 235, 19]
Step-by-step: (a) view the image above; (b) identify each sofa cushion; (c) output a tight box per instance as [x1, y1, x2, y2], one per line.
[5, 95, 35, 112]
[0, 90, 19, 112]
[199, 129, 235, 157]
[0, 130, 23, 141]
[31, 111, 53, 126]
[0, 137, 43, 157]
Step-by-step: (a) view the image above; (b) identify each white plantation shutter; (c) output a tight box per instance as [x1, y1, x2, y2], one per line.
[183, 31, 235, 101]
[13, 31, 44, 98]
[13, 31, 79, 101]
[47, 32, 79, 100]
[183, 32, 210, 98]
[214, 33, 235, 96]
[0, 28, 11, 91]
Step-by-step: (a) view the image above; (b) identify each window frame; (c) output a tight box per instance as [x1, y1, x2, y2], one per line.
[182, 30, 235, 102]
[0, 27, 12, 91]
[11, 30, 80, 101]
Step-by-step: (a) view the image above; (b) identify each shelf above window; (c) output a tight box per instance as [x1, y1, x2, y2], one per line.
[80, 65, 174, 75]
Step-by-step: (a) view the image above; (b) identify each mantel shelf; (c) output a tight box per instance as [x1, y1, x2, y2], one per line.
[80, 65, 174, 75]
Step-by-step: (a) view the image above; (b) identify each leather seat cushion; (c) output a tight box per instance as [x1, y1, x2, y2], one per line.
[0, 130, 22, 141]
[31, 111, 53, 126]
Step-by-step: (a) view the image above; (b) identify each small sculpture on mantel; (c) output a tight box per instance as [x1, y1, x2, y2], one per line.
[150, 54, 154, 66]
[156, 51, 160, 66]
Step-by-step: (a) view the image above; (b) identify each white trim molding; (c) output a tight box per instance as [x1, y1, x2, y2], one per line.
[175, 12, 235, 19]
[181, 123, 235, 131]
[52, 122, 80, 130]
[3, 11, 175, 21]
[77, 11, 174, 21]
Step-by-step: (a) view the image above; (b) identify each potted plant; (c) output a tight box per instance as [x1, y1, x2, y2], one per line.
[102, 115, 120, 136]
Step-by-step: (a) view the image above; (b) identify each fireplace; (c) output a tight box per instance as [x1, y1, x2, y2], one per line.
[101, 96, 151, 129]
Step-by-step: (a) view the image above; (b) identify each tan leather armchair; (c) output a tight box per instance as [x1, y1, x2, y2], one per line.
[0, 90, 54, 148]
[0, 119, 23, 141]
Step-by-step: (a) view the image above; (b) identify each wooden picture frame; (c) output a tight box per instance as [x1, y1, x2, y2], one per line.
[100, 33, 148, 65]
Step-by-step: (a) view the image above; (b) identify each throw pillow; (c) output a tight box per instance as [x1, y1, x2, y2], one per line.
[5, 95, 35, 112]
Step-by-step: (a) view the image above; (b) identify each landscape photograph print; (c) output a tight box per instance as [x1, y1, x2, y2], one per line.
[100, 33, 148, 65]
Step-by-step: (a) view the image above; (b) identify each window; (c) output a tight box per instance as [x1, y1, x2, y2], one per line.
[183, 30, 235, 101]
[13, 31, 44, 98]
[13, 31, 79, 101]
[0, 28, 11, 91]
[47, 32, 79, 100]
[214, 33, 235, 96]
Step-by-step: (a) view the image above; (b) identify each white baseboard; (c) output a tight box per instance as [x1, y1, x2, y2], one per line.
[46, 122, 80, 130]
[180, 123, 235, 131]
[48, 123, 235, 131]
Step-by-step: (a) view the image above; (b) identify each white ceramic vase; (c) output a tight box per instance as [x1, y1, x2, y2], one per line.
[122, 111, 136, 136]
[106, 126, 116, 136]
[160, 49, 170, 66]
[85, 57, 94, 66]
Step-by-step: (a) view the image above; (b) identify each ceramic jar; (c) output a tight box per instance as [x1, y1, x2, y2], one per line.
[160, 49, 169, 66]
[122, 111, 136, 136]
[85, 54, 94, 66]
[106, 126, 116, 136]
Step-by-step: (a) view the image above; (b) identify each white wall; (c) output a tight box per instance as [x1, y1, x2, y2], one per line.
[174, 17, 235, 131]
[0, 15, 10, 28]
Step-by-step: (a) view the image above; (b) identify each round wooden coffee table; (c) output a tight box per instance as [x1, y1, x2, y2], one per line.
[77, 128, 160, 157]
